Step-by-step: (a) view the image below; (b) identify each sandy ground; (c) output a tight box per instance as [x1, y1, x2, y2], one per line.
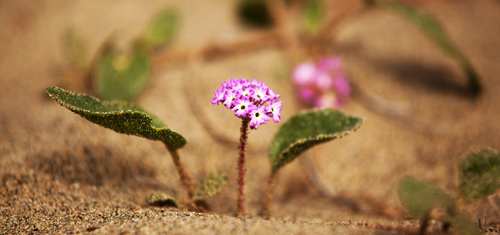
[1, 0, 500, 234]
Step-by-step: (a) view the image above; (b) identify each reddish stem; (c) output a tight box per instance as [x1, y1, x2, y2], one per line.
[262, 169, 278, 219]
[237, 118, 250, 216]
[165, 144, 195, 198]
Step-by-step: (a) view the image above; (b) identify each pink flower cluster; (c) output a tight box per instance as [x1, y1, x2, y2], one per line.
[211, 78, 282, 129]
[293, 57, 351, 109]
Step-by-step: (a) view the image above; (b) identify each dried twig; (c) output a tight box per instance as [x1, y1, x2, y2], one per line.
[151, 30, 282, 70]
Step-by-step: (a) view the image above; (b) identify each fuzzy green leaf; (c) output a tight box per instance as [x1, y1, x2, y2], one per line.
[452, 213, 481, 235]
[63, 28, 88, 71]
[303, 0, 323, 36]
[459, 149, 500, 202]
[269, 109, 364, 171]
[372, 0, 482, 95]
[398, 176, 455, 217]
[46, 86, 186, 150]
[143, 10, 178, 48]
[193, 171, 228, 200]
[148, 192, 179, 208]
[96, 45, 150, 101]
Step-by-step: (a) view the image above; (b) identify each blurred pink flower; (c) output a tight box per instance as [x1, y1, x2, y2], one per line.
[334, 76, 351, 97]
[314, 72, 333, 92]
[297, 87, 316, 103]
[293, 62, 317, 86]
[318, 57, 342, 72]
[292, 56, 351, 109]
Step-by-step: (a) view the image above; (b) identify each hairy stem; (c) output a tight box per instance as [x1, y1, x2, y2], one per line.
[418, 212, 430, 235]
[237, 118, 250, 216]
[165, 144, 195, 198]
[262, 169, 278, 219]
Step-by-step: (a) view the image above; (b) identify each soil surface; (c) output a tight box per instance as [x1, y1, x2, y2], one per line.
[1, 0, 500, 234]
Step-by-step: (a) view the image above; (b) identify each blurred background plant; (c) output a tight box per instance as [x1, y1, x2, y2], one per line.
[237, 0, 482, 98]
[59, 9, 178, 101]
[394, 148, 500, 234]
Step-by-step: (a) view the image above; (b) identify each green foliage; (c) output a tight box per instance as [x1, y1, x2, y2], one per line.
[369, 0, 482, 95]
[238, 0, 273, 28]
[459, 149, 500, 202]
[303, 0, 323, 36]
[452, 213, 481, 235]
[397, 176, 480, 235]
[148, 192, 179, 208]
[143, 10, 178, 48]
[46, 87, 186, 150]
[398, 176, 455, 217]
[193, 171, 228, 200]
[95, 44, 150, 101]
[63, 29, 88, 71]
[269, 109, 364, 171]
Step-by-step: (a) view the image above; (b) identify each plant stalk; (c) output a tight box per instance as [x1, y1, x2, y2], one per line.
[418, 212, 430, 235]
[237, 118, 250, 216]
[262, 169, 278, 219]
[165, 144, 195, 198]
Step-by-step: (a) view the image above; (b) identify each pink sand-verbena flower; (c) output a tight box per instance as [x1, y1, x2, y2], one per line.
[212, 78, 282, 129]
[292, 56, 351, 109]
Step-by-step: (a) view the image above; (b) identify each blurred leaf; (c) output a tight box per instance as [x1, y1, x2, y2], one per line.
[459, 149, 500, 202]
[193, 171, 228, 200]
[148, 192, 179, 208]
[269, 109, 364, 171]
[143, 9, 178, 48]
[452, 213, 481, 235]
[63, 28, 89, 71]
[46, 86, 186, 150]
[370, 0, 482, 95]
[303, 0, 323, 36]
[96, 45, 150, 101]
[238, 0, 273, 28]
[398, 176, 455, 217]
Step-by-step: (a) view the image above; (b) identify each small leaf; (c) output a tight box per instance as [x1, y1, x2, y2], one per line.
[143, 9, 178, 48]
[452, 213, 481, 235]
[303, 0, 323, 36]
[398, 176, 455, 217]
[371, 0, 482, 95]
[63, 28, 88, 71]
[193, 171, 228, 200]
[459, 149, 500, 202]
[269, 109, 364, 171]
[148, 192, 179, 208]
[46, 87, 186, 150]
[238, 0, 273, 28]
[96, 45, 150, 101]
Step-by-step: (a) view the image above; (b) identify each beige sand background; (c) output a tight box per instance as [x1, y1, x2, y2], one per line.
[1, 0, 500, 234]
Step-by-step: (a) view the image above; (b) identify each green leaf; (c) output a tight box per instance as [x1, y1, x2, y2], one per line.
[148, 192, 179, 208]
[46, 86, 186, 150]
[303, 0, 323, 36]
[459, 149, 500, 202]
[193, 171, 228, 200]
[96, 45, 150, 101]
[372, 0, 482, 95]
[269, 109, 364, 171]
[398, 176, 455, 217]
[143, 9, 178, 48]
[63, 28, 88, 71]
[452, 213, 481, 235]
